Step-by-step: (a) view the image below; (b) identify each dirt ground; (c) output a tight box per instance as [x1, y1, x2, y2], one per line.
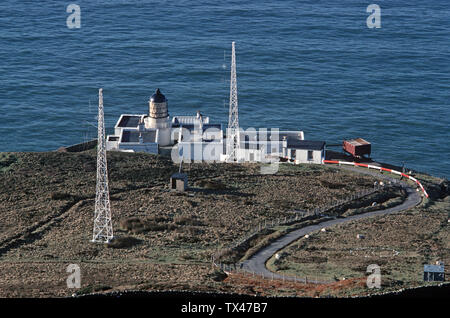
[222, 272, 368, 298]
[0, 150, 445, 297]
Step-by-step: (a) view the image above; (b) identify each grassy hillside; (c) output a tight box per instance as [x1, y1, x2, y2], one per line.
[0, 150, 444, 297]
[266, 198, 450, 297]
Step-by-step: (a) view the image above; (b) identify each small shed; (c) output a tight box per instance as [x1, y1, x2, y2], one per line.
[423, 264, 445, 282]
[170, 173, 188, 192]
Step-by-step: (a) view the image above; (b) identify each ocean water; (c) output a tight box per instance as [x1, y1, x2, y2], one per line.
[0, 0, 449, 178]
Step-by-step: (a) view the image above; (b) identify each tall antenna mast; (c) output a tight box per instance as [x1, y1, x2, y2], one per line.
[92, 88, 113, 243]
[226, 41, 240, 162]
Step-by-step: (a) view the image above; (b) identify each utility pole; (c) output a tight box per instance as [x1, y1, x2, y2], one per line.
[92, 88, 113, 243]
[226, 41, 240, 162]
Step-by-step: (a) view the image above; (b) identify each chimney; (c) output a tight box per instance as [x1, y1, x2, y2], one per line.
[138, 117, 145, 132]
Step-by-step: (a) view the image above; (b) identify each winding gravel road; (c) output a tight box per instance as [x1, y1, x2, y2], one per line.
[241, 166, 422, 284]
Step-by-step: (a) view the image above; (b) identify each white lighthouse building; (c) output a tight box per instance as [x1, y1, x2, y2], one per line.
[145, 88, 171, 146]
[105, 88, 321, 165]
[106, 88, 224, 160]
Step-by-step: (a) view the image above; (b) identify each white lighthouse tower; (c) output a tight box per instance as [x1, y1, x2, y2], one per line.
[145, 88, 171, 146]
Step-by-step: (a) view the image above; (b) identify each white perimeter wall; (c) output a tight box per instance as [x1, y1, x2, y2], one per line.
[294, 149, 324, 164]
[179, 141, 223, 162]
[118, 143, 158, 154]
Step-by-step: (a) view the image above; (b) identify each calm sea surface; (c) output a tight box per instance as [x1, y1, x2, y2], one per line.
[0, 1, 449, 177]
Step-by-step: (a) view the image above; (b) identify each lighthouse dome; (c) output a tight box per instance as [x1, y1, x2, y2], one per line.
[148, 88, 169, 120]
[150, 88, 166, 103]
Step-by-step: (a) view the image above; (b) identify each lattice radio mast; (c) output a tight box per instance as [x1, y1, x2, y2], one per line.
[92, 88, 113, 243]
[226, 41, 240, 162]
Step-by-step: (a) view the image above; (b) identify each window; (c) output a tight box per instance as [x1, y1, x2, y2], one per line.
[307, 150, 314, 161]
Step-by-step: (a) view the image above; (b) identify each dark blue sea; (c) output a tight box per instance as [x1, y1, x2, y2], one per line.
[0, 0, 449, 178]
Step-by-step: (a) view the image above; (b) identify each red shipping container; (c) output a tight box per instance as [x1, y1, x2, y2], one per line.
[343, 138, 371, 158]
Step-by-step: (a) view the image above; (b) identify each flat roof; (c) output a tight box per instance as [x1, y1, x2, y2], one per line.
[238, 130, 303, 142]
[424, 265, 444, 273]
[172, 123, 222, 131]
[117, 115, 142, 128]
[287, 140, 326, 150]
[346, 138, 370, 146]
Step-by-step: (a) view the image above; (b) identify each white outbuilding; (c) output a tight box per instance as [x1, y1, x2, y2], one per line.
[282, 139, 326, 164]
